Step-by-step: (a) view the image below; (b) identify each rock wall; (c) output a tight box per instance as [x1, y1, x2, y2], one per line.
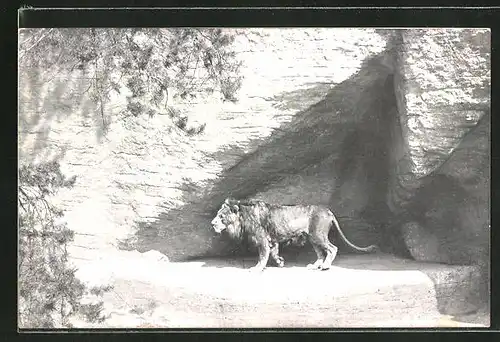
[18, 28, 388, 264]
[391, 29, 490, 266]
[391, 28, 490, 206]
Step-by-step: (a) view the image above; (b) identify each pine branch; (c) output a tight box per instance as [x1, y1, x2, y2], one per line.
[19, 28, 55, 60]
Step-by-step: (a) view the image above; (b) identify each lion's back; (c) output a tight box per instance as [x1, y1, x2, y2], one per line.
[264, 205, 317, 241]
[237, 202, 333, 242]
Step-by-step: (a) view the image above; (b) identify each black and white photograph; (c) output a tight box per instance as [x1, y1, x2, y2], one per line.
[18, 25, 490, 329]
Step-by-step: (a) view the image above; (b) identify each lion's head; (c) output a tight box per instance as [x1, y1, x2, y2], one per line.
[211, 198, 241, 235]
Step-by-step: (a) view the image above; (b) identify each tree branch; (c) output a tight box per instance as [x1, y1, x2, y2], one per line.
[19, 28, 55, 60]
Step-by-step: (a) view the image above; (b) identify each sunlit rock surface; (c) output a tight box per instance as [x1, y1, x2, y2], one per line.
[391, 29, 490, 282]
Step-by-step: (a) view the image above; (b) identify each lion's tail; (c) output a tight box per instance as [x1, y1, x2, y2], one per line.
[329, 210, 378, 253]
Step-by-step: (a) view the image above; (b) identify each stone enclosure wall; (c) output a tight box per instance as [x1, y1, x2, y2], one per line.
[19, 28, 490, 294]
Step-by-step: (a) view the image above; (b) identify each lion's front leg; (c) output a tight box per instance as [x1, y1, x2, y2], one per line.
[249, 241, 271, 272]
[270, 241, 284, 267]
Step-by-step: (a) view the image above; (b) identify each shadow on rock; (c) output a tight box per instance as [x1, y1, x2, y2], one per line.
[120, 58, 407, 272]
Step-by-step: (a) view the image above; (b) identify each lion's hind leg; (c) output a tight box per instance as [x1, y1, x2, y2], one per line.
[307, 242, 325, 270]
[320, 242, 338, 271]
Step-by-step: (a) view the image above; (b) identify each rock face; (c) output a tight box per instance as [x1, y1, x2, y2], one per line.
[391, 29, 490, 298]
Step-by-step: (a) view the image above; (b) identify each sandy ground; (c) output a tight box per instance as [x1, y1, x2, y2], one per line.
[70, 250, 490, 329]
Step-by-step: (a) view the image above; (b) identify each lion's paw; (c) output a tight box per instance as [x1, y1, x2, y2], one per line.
[306, 263, 321, 270]
[320, 264, 331, 271]
[249, 266, 265, 273]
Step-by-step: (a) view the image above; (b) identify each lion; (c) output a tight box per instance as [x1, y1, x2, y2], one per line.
[210, 198, 378, 272]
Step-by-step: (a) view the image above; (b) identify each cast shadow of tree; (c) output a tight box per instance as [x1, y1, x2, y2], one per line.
[19, 67, 109, 164]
